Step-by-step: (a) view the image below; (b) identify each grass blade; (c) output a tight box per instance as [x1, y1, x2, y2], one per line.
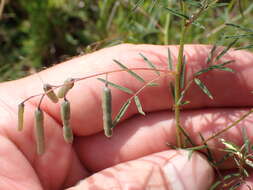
[235, 44, 253, 50]
[97, 78, 133, 94]
[226, 23, 253, 33]
[113, 59, 146, 83]
[194, 78, 213, 99]
[113, 99, 131, 126]
[139, 53, 160, 76]
[134, 96, 145, 115]
[164, 7, 189, 20]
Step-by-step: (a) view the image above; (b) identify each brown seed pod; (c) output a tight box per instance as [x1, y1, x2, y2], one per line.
[43, 83, 58, 103]
[102, 86, 113, 138]
[63, 125, 73, 144]
[34, 108, 45, 155]
[18, 103, 25, 131]
[57, 78, 75, 98]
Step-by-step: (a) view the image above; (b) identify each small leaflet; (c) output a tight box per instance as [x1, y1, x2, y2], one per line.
[215, 38, 239, 62]
[97, 78, 133, 94]
[167, 48, 173, 71]
[180, 56, 186, 90]
[113, 99, 131, 126]
[194, 78, 213, 99]
[164, 7, 189, 20]
[113, 60, 146, 83]
[139, 53, 160, 76]
[134, 96, 145, 115]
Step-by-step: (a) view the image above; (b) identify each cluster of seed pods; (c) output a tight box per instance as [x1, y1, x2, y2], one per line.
[18, 77, 113, 155]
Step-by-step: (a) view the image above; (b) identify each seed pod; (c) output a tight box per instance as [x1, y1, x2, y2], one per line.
[18, 103, 25, 131]
[43, 83, 58, 103]
[57, 78, 75, 98]
[34, 108, 45, 155]
[102, 86, 113, 138]
[60, 99, 73, 143]
[63, 125, 73, 144]
[60, 99, 70, 125]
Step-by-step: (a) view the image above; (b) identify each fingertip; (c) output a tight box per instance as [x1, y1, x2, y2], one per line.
[67, 150, 214, 190]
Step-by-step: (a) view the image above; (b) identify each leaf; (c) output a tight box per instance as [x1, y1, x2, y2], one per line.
[194, 60, 234, 76]
[147, 82, 159, 86]
[215, 38, 239, 62]
[180, 100, 190, 105]
[113, 100, 131, 126]
[180, 56, 186, 89]
[164, 7, 189, 20]
[194, 78, 213, 99]
[226, 23, 253, 33]
[169, 82, 175, 102]
[134, 96, 145, 115]
[220, 138, 240, 152]
[225, 34, 253, 39]
[139, 53, 160, 76]
[209, 3, 229, 8]
[97, 78, 133, 94]
[113, 60, 146, 83]
[242, 127, 249, 154]
[235, 44, 253, 50]
[216, 66, 234, 73]
[167, 48, 173, 71]
[206, 45, 217, 64]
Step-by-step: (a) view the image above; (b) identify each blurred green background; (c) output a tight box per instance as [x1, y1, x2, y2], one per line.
[0, 0, 252, 81]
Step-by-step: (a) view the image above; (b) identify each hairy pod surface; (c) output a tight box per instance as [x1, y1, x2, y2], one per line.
[43, 83, 58, 103]
[57, 78, 75, 98]
[34, 108, 45, 155]
[63, 125, 73, 143]
[61, 99, 73, 143]
[61, 99, 70, 125]
[18, 103, 25, 131]
[102, 86, 113, 138]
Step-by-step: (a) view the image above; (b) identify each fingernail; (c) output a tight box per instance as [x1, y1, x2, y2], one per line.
[163, 150, 214, 190]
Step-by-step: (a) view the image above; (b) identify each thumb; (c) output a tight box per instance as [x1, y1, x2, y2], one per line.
[67, 150, 214, 190]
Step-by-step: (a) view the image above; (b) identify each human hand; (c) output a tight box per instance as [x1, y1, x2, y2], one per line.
[1, 44, 253, 190]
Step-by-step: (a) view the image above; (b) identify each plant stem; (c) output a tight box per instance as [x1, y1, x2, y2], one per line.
[164, 0, 171, 45]
[174, 1, 188, 148]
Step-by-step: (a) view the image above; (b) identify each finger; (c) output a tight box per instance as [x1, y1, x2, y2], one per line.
[75, 108, 253, 171]
[7, 44, 253, 136]
[67, 150, 214, 190]
[0, 101, 88, 189]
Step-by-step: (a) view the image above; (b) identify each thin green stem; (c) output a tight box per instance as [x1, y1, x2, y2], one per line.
[22, 67, 174, 103]
[164, 0, 171, 45]
[174, 1, 188, 148]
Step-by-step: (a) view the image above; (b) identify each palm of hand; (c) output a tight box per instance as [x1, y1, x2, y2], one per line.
[0, 44, 253, 190]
